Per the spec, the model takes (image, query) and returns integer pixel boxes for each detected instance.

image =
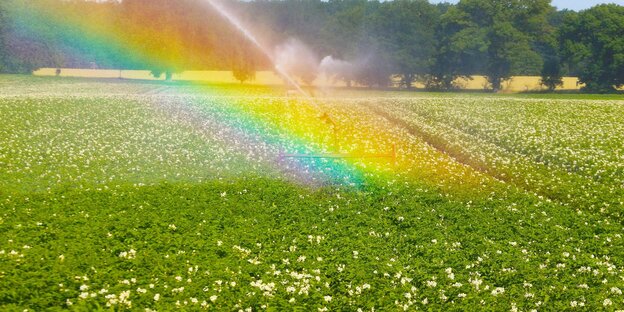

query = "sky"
[429,0,624,11]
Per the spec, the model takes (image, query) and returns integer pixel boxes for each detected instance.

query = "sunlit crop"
[1,77,623,310]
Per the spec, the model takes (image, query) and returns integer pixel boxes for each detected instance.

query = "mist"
[319,56,356,83]
[273,38,320,86]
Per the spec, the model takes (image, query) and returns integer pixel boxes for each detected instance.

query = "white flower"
[324,296,332,302]
[491,287,505,296]
[119,249,136,259]
[446,269,455,280]
[210,295,217,302]
[603,299,612,306]
[471,278,483,290]
[153,294,160,301]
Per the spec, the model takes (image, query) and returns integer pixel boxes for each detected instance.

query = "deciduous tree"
[442,0,553,91]
[560,4,624,93]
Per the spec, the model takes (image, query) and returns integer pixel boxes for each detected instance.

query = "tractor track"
[359,102,547,193]
[362,101,586,207]
[360,102,495,174]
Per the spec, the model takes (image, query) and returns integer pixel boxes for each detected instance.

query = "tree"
[442,0,553,91]
[537,8,571,92]
[540,55,563,91]
[0,0,64,73]
[352,47,394,88]
[560,4,624,93]
[427,4,480,91]
[232,59,255,84]
[0,1,7,72]
[318,1,376,87]
[1,0,621,95]
[373,0,438,89]
[232,43,256,84]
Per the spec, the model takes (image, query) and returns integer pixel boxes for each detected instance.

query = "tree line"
[0,0,622,93]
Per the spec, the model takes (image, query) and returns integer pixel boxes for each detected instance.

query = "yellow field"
[454,76,583,92]
[34,68,587,91]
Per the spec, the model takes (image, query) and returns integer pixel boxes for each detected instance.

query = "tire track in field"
[142,85,174,95]
[360,101,526,188]
[363,102,624,213]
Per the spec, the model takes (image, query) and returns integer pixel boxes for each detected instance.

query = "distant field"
[33,68,591,92]
[1,75,623,310]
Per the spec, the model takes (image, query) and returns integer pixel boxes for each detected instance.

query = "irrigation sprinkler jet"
[206,0,396,162]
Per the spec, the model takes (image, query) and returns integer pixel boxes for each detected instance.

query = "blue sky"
[429,0,623,11]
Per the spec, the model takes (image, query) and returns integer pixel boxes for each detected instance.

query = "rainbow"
[7,1,395,185]
[9,1,173,71]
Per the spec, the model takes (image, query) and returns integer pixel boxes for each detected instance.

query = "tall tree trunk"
[491,76,502,92]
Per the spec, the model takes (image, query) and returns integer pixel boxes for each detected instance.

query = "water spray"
[206,0,313,101]
[205,0,396,162]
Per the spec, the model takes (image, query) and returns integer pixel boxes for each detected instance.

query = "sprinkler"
[279,110,397,162]
[207,0,396,163]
